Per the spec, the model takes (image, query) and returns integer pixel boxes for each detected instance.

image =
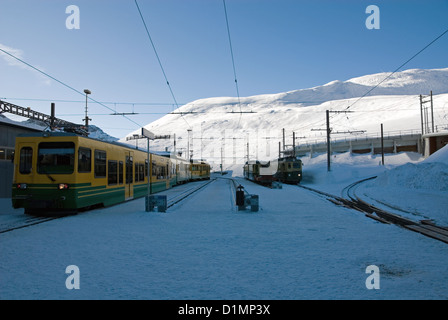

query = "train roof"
[16,131,149,153]
[245,160,270,166]
[16,131,212,165]
[278,156,302,161]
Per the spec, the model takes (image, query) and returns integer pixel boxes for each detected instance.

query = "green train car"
[12,132,210,215]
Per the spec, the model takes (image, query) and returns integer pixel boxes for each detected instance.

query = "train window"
[135,163,139,182]
[0,148,5,160]
[134,162,144,182]
[145,160,148,177]
[119,161,124,184]
[38,142,74,174]
[108,160,118,185]
[78,147,91,173]
[126,156,133,184]
[19,147,33,174]
[94,150,107,178]
[152,161,157,176]
[293,162,301,169]
[140,163,145,181]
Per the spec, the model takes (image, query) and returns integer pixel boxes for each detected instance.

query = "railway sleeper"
[404,225,448,244]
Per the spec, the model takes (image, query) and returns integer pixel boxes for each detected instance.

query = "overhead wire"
[0,47,143,128]
[134,0,191,129]
[223,0,243,126]
[346,26,448,111]
[0,97,184,106]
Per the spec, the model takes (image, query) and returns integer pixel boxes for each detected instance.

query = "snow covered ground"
[1,148,447,300]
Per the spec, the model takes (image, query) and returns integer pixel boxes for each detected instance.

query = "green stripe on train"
[12,180,172,211]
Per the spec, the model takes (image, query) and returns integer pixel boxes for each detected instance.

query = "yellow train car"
[275,156,303,184]
[190,160,211,181]
[11,132,174,214]
[167,154,190,186]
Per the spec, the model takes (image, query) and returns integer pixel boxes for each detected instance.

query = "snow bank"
[356,147,448,225]
[371,145,448,192]
[424,144,448,164]
[373,162,448,191]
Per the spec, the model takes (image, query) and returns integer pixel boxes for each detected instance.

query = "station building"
[0,119,41,198]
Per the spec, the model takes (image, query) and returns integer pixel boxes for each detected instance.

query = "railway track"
[1,179,216,234]
[0,215,66,235]
[166,178,216,209]
[299,178,448,245]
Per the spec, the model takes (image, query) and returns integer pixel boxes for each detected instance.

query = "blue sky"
[1,0,447,138]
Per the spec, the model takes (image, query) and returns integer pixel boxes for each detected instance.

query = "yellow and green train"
[12,132,210,214]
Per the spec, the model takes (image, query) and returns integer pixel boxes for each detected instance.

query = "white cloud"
[0,43,25,68]
[0,43,51,86]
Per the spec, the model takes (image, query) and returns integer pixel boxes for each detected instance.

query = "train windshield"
[293,162,301,169]
[37,142,75,174]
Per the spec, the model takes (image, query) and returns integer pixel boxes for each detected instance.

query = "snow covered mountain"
[0,115,118,142]
[122,68,448,170]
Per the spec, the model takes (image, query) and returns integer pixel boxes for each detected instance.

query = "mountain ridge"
[118,67,448,170]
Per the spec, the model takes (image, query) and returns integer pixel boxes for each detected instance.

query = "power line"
[0,97,184,106]
[223,0,242,119]
[134,0,191,129]
[347,26,448,110]
[0,47,143,129]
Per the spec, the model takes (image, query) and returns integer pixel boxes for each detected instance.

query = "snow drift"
[371,144,448,192]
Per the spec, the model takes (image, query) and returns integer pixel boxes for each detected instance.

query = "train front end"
[12,133,80,215]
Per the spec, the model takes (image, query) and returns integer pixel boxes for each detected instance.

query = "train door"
[166,163,170,189]
[125,151,134,200]
[14,142,35,183]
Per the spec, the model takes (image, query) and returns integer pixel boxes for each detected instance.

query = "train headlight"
[58,183,69,190]
[17,183,27,190]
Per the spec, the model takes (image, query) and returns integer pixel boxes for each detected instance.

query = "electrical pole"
[420,92,435,135]
[83,89,91,131]
[187,129,192,161]
[220,146,223,175]
[293,131,296,158]
[312,110,358,172]
[420,94,424,135]
[326,110,331,171]
[50,103,55,130]
[430,91,434,133]
[381,123,384,166]
[282,128,285,151]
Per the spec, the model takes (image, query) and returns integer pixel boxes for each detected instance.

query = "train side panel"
[12,132,210,215]
[150,153,171,194]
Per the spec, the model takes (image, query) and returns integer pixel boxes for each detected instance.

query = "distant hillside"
[121,68,448,170]
[0,115,118,142]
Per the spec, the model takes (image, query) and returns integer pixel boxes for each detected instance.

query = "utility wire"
[134,0,191,129]
[223,0,242,119]
[347,26,448,110]
[0,97,183,106]
[0,47,143,128]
